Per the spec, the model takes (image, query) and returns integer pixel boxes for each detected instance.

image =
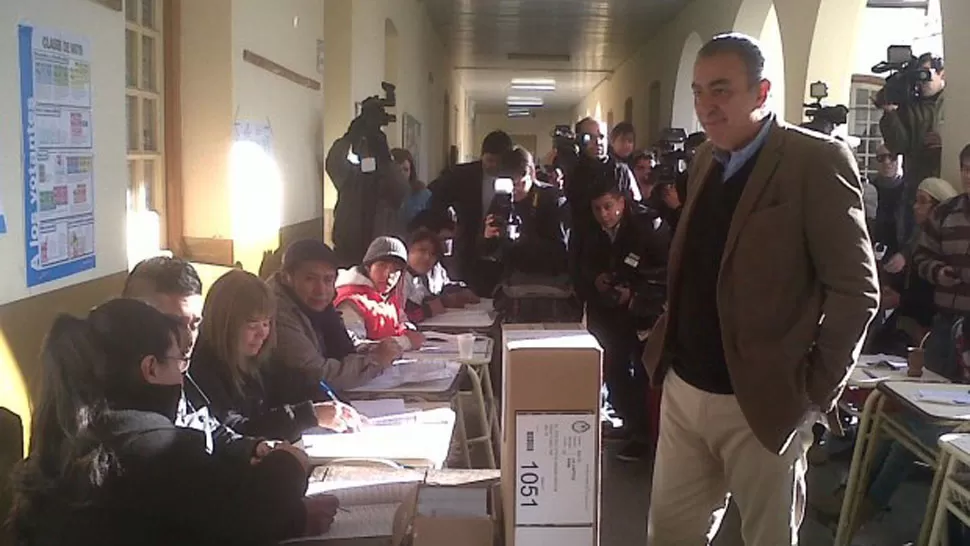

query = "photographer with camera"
[325,83,409,267]
[560,117,641,299]
[876,50,946,240]
[426,131,515,297]
[579,168,670,462]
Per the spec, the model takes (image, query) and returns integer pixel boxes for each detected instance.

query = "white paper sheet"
[304,503,400,541]
[917,388,970,405]
[347,361,460,392]
[352,398,408,419]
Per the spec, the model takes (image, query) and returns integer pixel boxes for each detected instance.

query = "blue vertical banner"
[19,24,96,287]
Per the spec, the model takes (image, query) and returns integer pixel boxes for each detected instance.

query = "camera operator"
[560,117,641,298]
[482,146,568,280]
[325,84,409,267]
[878,52,946,240]
[427,131,515,297]
[579,170,670,462]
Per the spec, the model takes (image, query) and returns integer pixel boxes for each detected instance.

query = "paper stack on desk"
[296,480,419,542]
[347,360,460,391]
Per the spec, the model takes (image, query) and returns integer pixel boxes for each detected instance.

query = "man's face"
[144,292,203,356]
[611,134,636,160]
[875,145,899,178]
[921,61,945,97]
[578,120,607,159]
[633,158,653,185]
[692,52,770,151]
[592,193,625,230]
[482,153,502,176]
[408,239,439,276]
[284,261,337,312]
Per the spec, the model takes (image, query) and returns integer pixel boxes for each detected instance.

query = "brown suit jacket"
[642,118,880,454]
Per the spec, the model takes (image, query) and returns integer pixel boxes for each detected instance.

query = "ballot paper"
[351,398,408,419]
[346,360,460,392]
[916,388,970,406]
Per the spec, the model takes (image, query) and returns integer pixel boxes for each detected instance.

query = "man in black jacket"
[427,130,514,296]
[564,117,642,299]
[482,146,568,284]
[580,174,670,462]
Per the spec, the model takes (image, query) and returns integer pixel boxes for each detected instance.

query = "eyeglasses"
[162,355,191,373]
[876,154,896,162]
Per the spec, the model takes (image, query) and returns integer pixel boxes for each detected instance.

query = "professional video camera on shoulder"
[652,127,689,186]
[801,81,848,136]
[550,124,580,171]
[872,45,943,107]
[347,81,397,170]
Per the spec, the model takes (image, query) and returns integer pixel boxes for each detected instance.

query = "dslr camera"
[652,128,690,186]
[872,45,941,107]
[801,81,849,136]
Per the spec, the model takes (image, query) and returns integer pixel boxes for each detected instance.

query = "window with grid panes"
[125,0,164,238]
[848,77,886,180]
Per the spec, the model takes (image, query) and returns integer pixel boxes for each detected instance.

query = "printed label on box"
[515,412,596,525]
[514,526,595,546]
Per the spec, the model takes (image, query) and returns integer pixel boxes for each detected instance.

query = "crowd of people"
[3,28,964,546]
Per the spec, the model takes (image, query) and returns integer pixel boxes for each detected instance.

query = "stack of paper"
[347,361,460,392]
[297,481,419,542]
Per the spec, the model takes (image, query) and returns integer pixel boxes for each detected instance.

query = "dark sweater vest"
[669,151,761,394]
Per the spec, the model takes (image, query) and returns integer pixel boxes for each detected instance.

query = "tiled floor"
[600,440,933,546]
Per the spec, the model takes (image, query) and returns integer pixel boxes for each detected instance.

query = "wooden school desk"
[835,382,970,546]
[926,433,970,545]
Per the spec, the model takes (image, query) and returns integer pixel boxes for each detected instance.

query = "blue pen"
[319,379,339,402]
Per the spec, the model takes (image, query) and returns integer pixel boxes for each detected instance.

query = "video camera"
[358,81,397,129]
[872,45,940,107]
[652,128,690,186]
[801,81,849,136]
[550,124,580,171]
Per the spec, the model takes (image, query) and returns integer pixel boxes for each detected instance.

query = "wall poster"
[18,24,96,287]
[402,113,421,172]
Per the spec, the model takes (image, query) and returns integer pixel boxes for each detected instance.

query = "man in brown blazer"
[643,33,879,545]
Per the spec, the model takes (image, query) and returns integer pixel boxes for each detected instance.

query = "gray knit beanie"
[362,236,408,266]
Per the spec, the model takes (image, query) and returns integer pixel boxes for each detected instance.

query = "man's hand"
[313,401,363,432]
[428,297,447,315]
[484,215,500,239]
[404,329,425,349]
[661,185,681,210]
[303,494,340,536]
[880,103,899,113]
[881,286,901,310]
[615,286,632,306]
[925,131,943,149]
[372,338,402,368]
[594,273,613,293]
[440,292,465,309]
[938,266,961,287]
[884,253,906,275]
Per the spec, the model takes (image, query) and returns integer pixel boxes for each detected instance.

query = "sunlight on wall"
[672,32,704,132]
[230,141,283,272]
[0,331,30,452]
[761,4,787,118]
[595,102,603,122]
[126,210,163,270]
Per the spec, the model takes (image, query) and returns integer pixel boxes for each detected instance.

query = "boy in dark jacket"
[580,175,671,462]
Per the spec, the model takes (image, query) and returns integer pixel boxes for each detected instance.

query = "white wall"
[232,0,325,229]
[853,6,944,77]
[0,0,127,305]
[473,110,574,161]
[349,0,449,182]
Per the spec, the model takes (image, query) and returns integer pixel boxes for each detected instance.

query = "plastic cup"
[907,347,925,378]
[457,333,475,360]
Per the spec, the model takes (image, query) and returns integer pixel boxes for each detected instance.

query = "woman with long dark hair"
[9,298,338,545]
[393,147,431,229]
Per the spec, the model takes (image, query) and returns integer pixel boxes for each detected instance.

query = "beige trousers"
[646,370,813,546]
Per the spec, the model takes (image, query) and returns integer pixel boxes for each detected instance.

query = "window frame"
[848,75,887,180]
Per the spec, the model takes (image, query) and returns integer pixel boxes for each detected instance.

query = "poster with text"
[19,24,96,287]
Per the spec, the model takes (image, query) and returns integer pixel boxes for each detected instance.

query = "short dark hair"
[918,52,944,71]
[698,32,765,87]
[610,122,636,142]
[575,117,599,136]
[408,228,445,258]
[632,150,655,167]
[960,144,970,167]
[499,146,533,178]
[481,131,513,156]
[123,256,202,298]
[408,208,456,234]
[282,239,337,273]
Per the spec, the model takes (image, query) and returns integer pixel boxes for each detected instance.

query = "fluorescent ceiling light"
[506,96,544,107]
[507,108,533,118]
[510,78,556,91]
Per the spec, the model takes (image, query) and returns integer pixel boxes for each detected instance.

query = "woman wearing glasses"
[9,298,338,546]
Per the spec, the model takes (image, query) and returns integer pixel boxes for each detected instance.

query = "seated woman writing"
[190,269,362,444]
[335,236,425,350]
[9,299,338,546]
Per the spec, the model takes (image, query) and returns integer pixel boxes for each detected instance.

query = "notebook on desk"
[296,480,419,542]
